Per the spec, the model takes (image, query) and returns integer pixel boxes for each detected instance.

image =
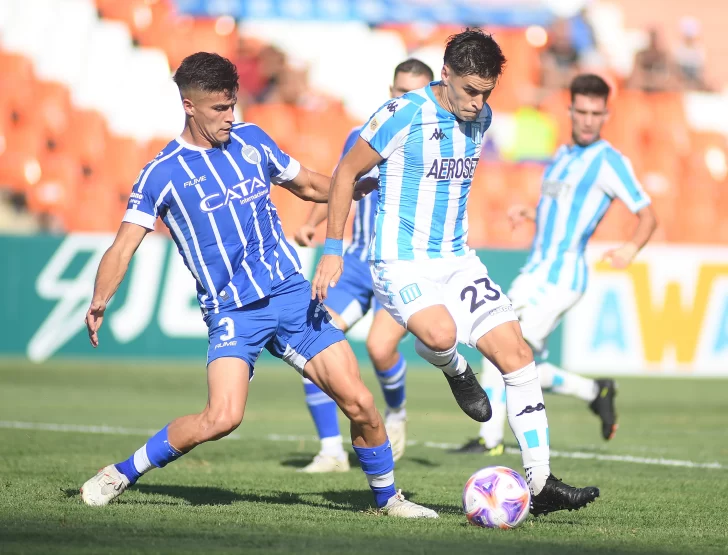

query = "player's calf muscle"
[477,322,533,373]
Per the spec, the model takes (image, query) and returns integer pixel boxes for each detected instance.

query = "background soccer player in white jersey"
[313,28,600,516]
[293,59,434,472]
[454,73,658,456]
[79,53,437,519]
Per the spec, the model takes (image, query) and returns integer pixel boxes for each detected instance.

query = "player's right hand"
[311,254,343,302]
[294,224,316,247]
[507,204,533,229]
[85,299,107,348]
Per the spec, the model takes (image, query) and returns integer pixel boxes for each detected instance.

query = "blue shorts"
[205,273,345,375]
[325,252,381,328]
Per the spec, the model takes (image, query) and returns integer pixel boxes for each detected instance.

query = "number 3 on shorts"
[460,277,501,314]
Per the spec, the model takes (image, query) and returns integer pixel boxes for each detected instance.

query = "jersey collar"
[175,135,228,152]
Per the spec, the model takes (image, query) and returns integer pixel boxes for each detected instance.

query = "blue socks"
[353,440,396,508]
[375,354,407,410]
[303,378,341,440]
[115,425,182,485]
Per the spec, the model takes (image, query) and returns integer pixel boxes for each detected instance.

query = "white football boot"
[382,490,439,518]
[384,410,407,462]
[80,464,130,506]
[297,453,350,473]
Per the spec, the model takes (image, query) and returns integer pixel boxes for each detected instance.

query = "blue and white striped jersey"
[360,82,490,262]
[340,125,379,262]
[123,123,303,314]
[523,139,651,293]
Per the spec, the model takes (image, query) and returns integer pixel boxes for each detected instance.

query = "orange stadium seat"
[103,135,145,198]
[58,109,108,173]
[25,153,80,223]
[65,179,118,232]
[0,148,41,194]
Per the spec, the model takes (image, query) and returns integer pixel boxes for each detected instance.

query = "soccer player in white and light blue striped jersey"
[314,29,600,516]
[79,53,436,518]
[293,61,434,472]
[458,74,657,455]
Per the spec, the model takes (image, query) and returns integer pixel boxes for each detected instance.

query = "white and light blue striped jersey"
[359,81,490,262]
[123,123,303,314]
[523,139,651,293]
[340,125,379,262]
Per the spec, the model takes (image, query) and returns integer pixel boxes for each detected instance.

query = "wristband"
[323,238,344,256]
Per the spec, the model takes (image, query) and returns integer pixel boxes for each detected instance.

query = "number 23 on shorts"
[460,277,501,314]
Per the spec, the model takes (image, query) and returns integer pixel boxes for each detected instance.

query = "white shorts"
[371,251,518,348]
[507,272,583,355]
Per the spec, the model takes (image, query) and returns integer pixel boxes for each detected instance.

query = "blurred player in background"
[293,59,434,472]
[313,29,600,516]
[80,52,437,518]
[454,73,657,455]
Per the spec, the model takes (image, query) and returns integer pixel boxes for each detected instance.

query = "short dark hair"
[570,74,610,102]
[443,28,506,80]
[394,58,434,82]
[173,52,239,97]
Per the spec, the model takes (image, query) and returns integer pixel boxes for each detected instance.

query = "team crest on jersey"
[242,145,262,165]
[369,118,379,132]
[470,122,482,145]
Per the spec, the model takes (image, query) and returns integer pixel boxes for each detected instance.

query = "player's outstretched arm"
[312,138,382,302]
[85,223,148,347]
[278,167,332,202]
[603,205,658,269]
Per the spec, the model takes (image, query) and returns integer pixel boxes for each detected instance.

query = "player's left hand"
[311,254,343,302]
[353,176,379,201]
[85,298,107,348]
[602,242,639,269]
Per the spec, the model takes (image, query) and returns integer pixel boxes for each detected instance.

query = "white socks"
[414,339,467,377]
[503,362,550,496]
[478,357,507,448]
[539,362,599,402]
[321,435,346,459]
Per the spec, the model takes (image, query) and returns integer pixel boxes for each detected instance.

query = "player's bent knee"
[200,406,244,440]
[418,320,457,352]
[340,388,377,425]
[366,335,399,369]
[501,339,534,373]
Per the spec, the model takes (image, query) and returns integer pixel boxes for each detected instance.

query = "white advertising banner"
[563,244,728,376]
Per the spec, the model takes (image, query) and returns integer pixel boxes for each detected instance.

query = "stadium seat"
[0,148,42,193]
[25,152,79,222]
[103,135,145,198]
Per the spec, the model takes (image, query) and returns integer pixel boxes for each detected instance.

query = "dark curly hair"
[173,52,239,97]
[443,28,506,80]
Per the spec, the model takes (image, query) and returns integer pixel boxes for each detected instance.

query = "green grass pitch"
[1,359,727,554]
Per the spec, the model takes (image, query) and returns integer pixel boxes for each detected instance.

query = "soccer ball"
[462,466,531,529]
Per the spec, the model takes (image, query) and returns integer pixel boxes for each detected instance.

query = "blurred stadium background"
[0,0,726,377]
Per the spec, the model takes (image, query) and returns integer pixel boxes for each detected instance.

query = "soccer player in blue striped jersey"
[79,53,437,518]
[456,74,657,455]
[314,29,600,516]
[293,60,434,472]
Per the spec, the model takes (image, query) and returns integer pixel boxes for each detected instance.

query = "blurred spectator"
[628,27,678,92]
[234,41,286,104]
[262,63,308,106]
[674,17,708,91]
[540,19,580,91]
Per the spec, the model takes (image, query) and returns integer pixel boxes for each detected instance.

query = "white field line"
[1,421,723,470]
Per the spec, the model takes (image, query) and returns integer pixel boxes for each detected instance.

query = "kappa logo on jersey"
[183,175,207,188]
[199,177,268,212]
[425,157,479,180]
[430,128,448,141]
[386,101,398,114]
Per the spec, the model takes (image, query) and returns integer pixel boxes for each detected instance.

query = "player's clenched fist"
[311,255,343,302]
[85,299,107,348]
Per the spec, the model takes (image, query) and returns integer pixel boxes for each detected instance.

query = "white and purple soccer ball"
[463,466,531,529]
